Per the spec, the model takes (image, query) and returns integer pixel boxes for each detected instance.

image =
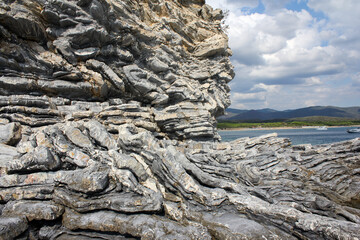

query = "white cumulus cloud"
[206,0,360,110]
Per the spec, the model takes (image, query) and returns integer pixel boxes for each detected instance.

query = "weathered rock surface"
[0,0,359,239]
[0,216,28,240]
[2,200,64,221]
[0,122,21,146]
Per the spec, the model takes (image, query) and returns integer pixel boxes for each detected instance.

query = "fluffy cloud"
[231,92,267,109]
[207,0,360,110]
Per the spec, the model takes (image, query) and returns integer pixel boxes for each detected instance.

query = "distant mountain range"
[218,106,360,122]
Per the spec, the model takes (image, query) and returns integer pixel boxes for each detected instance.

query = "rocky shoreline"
[0,0,359,239]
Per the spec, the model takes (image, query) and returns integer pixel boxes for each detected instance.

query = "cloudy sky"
[206,0,360,110]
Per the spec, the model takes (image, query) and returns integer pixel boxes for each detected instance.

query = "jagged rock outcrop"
[0,0,232,141]
[0,0,359,239]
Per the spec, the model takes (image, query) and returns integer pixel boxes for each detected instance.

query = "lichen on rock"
[0,0,359,239]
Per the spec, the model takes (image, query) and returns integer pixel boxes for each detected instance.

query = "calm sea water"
[219,127,360,145]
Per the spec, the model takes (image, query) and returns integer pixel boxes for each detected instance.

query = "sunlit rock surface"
[0,0,359,239]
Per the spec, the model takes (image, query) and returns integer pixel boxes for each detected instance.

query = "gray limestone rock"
[63,123,93,149]
[0,3,46,42]
[0,122,22,146]
[7,146,61,173]
[0,144,19,168]
[84,120,117,150]
[37,80,95,99]
[55,167,109,194]
[194,35,228,58]
[0,216,28,240]
[200,212,297,239]
[0,0,359,239]
[41,8,60,25]
[39,227,133,240]
[108,150,149,182]
[147,58,170,73]
[62,209,212,239]
[0,77,34,95]
[123,65,157,95]
[2,201,64,221]
[74,47,99,61]
[86,59,125,92]
[0,172,56,188]
[53,37,77,64]
[54,188,162,213]
[65,149,93,167]
[0,185,55,202]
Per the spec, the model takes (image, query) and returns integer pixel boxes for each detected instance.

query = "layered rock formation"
[0,0,359,239]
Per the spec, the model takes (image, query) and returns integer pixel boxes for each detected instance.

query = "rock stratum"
[0,0,359,239]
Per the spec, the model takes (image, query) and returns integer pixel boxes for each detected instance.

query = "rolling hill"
[218,106,360,122]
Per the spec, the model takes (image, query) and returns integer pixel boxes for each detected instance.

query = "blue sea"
[219,127,360,145]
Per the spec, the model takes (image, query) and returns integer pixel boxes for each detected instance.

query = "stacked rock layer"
[0,0,359,239]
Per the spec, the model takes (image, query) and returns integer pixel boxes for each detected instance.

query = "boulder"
[84,120,117,150]
[147,58,169,73]
[194,35,228,58]
[0,144,19,168]
[55,167,109,194]
[7,146,60,173]
[0,216,28,240]
[123,65,157,95]
[0,122,22,146]
[62,209,212,239]
[0,3,46,42]
[63,124,93,149]
[2,201,64,221]
[86,59,125,92]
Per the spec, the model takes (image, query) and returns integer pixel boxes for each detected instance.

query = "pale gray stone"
[147,58,169,73]
[86,59,125,92]
[0,172,55,188]
[108,150,148,182]
[39,227,132,240]
[7,146,60,173]
[84,120,117,150]
[63,23,111,48]
[194,35,228,58]
[0,77,34,95]
[63,123,93,149]
[123,65,157,94]
[201,212,297,240]
[54,188,162,213]
[0,216,28,240]
[0,184,54,202]
[55,167,109,194]
[74,47,99,60]
[2,201,64,221]
[53,37,77,64]
[0,144,19,168]
[62,209,212,239]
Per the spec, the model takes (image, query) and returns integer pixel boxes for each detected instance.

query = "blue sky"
[207,0,360,110]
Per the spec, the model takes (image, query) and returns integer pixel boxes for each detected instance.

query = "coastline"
[218,125,360,131]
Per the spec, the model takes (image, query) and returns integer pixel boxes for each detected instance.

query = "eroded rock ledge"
[0,0,359,239]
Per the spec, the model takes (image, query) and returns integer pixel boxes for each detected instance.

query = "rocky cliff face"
[0,0,233,141]
[0,0,359,239]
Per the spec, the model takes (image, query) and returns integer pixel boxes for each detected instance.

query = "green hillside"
[217,117,360,129]
[219,106,360,122]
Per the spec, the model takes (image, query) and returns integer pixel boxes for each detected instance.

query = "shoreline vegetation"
[217,121,360,130]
